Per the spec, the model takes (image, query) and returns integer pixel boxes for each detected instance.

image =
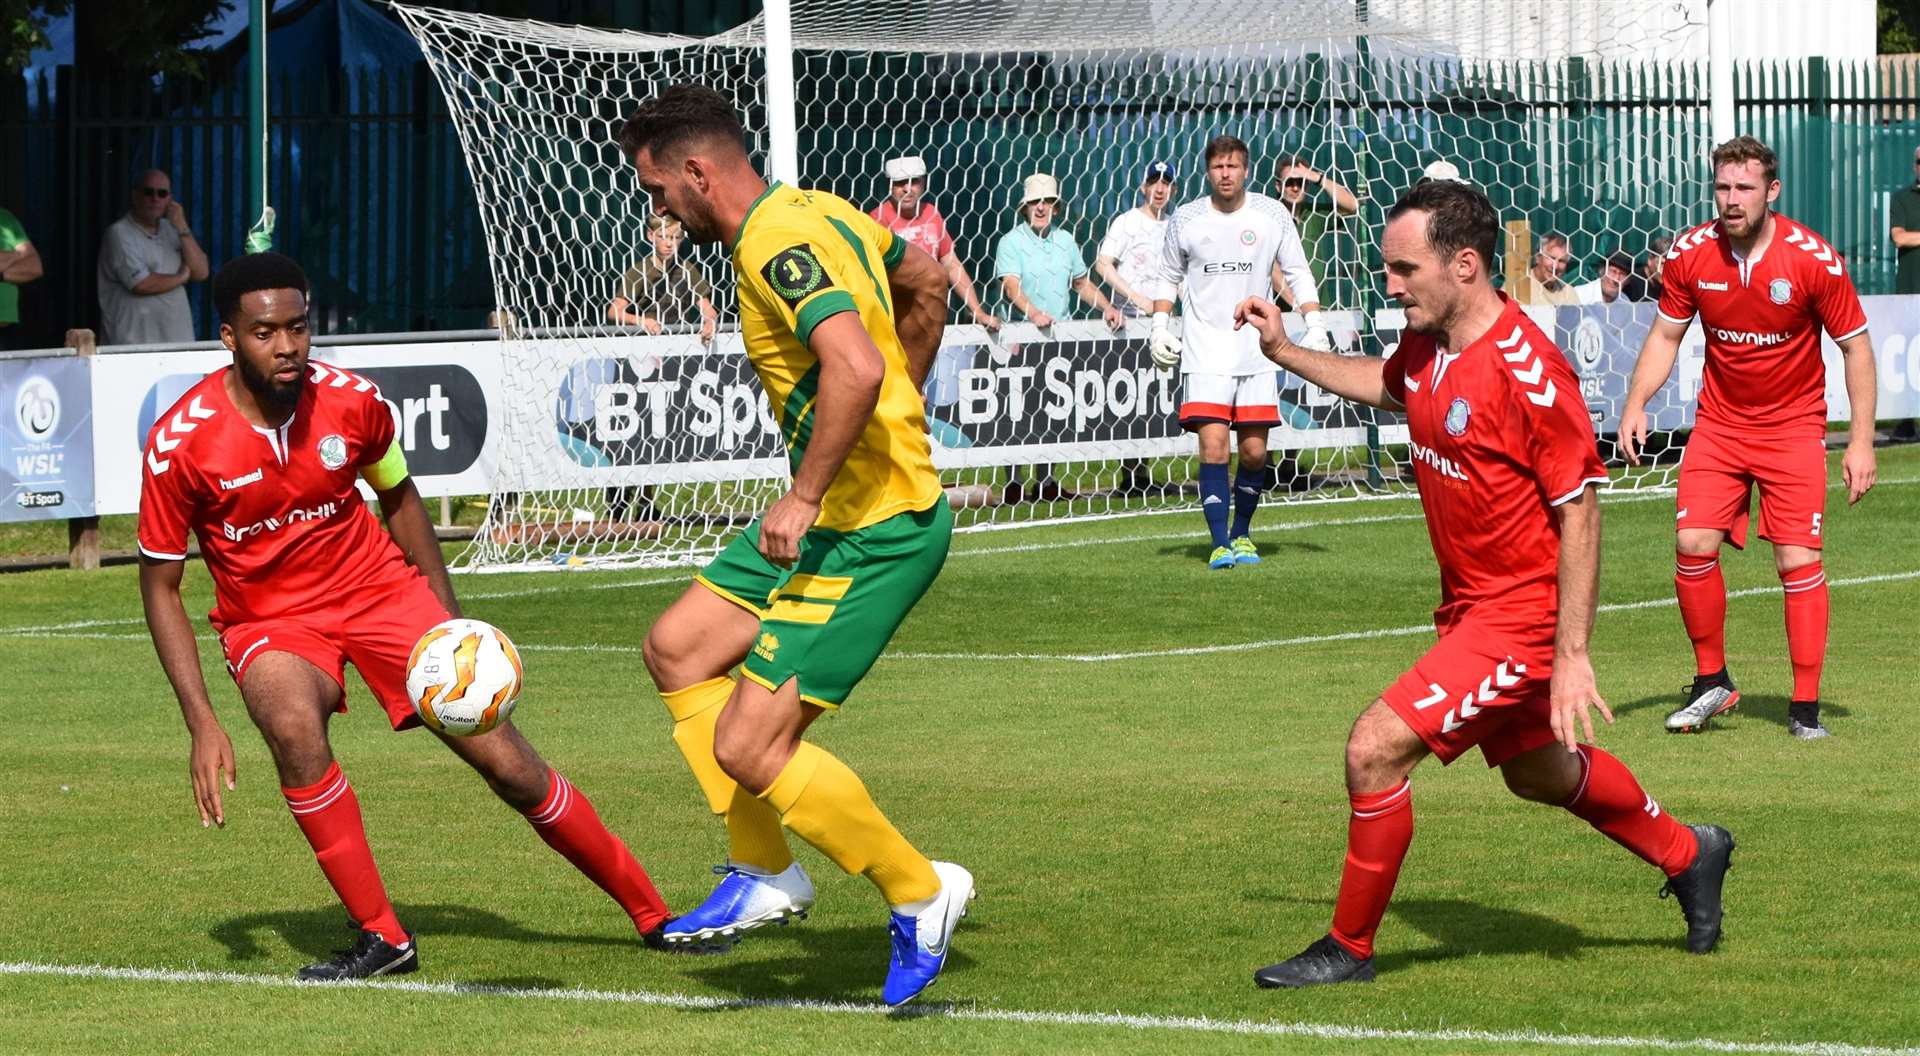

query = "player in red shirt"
[1233,181,1732,987]
[1620,136,1878,739]
[137,253,674,980]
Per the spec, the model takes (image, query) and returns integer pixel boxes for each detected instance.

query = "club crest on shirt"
[763,244,834,309]
[1445,397,1471,437]
[1768,278,1792,305]
[317,434,348,470]
[1239,228,1256,245]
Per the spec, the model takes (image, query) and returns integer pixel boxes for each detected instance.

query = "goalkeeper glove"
[1298,310,1333,352]
[1148,311,1183,368]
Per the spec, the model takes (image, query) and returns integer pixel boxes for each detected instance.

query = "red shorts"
[1676,427,1827,550]
[1381,617,1557,768]
[214,576,451,731]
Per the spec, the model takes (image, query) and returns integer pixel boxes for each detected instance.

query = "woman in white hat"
[993,173,1124,332]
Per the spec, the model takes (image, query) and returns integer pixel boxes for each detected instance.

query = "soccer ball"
[405,618,525,736]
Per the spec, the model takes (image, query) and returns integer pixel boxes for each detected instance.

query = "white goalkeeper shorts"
[1178,371,1283,430]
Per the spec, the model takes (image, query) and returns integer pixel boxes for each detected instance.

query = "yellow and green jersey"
[729,181,943,532]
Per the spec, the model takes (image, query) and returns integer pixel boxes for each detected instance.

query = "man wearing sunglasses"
[98,169,207,344]
[870,155,1000,332]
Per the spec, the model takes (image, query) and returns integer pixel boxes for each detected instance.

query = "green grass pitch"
[2,446,1918,1055]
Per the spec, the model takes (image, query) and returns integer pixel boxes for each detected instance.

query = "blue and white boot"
[882,861,976,1006]
[661,861,814,948]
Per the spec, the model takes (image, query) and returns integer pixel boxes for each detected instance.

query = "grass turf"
[2,445,1917,1055]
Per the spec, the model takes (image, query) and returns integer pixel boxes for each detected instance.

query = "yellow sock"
[661,677,737,815]
[724,784,794,874]
[661,677,792,872]
[760,742,938,905]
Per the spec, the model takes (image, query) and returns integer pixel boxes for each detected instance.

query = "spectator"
[603,214,716,521]
[1417,159,1468,186]
[994,173,1124,504]
[994,173,1124,332]
[0,206,43,349]
[98,169,207,344]
[1096,159,1177,496]
[1272,154,1360,308]
[1892,153,1920,441]
[1890,144,1920,296]
[1096,160,1176,317]
[608,214,718,341]
[1512,230,1581,306]
[870,155,1000,332]
[1633,234,1671,302]
[1576,251,1639,304]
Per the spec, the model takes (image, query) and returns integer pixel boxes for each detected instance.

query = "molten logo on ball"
[406,618,524,735]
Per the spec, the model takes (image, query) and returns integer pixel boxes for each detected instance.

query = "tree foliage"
[3,0,72,73]
[76,0,232,77]
[1882,0,1920,54]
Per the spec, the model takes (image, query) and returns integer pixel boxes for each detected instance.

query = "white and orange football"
[405,618,524,736]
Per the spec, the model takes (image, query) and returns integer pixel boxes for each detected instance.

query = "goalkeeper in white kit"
[1148,134,1331,570]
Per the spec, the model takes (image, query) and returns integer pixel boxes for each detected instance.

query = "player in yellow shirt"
[619,84,972,1006]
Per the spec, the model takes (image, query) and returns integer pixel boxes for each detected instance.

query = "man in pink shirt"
[871,155,1001,332]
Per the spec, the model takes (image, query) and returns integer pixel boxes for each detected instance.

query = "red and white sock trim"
[1675,556,1719,579]
[1352,778,1412,819]
[283,763,350,817]
[524,770,575,828]
[1781,566,1826,593]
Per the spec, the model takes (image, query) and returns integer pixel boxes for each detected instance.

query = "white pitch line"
[9,570,1917,665]
[885,569,1920,663]
[1,961,1913,1056]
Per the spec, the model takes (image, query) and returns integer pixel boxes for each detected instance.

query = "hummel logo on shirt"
[1696,279,1729,291]
[220,468,264,491]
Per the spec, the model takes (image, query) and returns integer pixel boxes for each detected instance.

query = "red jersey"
[870,200,955,260]
[1382,296,1608,634]
[137,361,418,625]
[1656,214,1868,434]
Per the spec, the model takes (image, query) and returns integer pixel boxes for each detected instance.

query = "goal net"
[393,0,1713,572]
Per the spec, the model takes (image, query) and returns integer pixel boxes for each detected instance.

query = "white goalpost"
[392,0,1715,572]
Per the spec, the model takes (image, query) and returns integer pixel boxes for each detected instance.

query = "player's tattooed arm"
[376,478,462,618]
[1234,296,1400,410]
[1548,487,1613,752]
[887,240,951,388]
[139,555,237,828]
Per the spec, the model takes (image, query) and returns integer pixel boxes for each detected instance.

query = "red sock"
[282,761,408,946]
[524,770,671,934]
[1329,779,1413,960]
[1562,746,1697,877]
[1674,551,1727,675]
[1780,561,1828,702]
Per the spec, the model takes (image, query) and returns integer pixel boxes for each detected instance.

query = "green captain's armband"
[361,438,410,491]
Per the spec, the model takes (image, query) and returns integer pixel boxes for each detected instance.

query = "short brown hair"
[1204,134,1250,166]
[1711,135,1778,183]
[645,214,681,233]
[1386,180,1499,274]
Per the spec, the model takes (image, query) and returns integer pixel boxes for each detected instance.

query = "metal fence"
[6,51,1920,352]
[1,62,492,349]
